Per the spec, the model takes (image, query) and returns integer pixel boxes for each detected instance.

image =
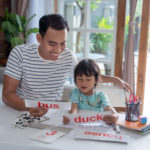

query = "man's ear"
[36,33,42,43]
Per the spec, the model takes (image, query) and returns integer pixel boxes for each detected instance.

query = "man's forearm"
[2,92,27,111]
[101,75,117,83]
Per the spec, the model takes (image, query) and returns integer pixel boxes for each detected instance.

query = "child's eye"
[77,78,82,81]
[86,79,91,81]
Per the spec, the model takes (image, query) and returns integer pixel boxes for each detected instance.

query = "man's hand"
[113,77,132,93]
[27,107,48,117]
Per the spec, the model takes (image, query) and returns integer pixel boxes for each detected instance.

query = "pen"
[113,124,120,133]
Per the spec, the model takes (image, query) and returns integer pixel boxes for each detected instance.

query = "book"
[117,117,150,134]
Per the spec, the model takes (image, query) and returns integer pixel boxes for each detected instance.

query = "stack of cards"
[11,112,49,129]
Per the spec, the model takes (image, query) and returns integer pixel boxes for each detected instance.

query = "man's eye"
[61,42,66,46]
[49,43,56,46]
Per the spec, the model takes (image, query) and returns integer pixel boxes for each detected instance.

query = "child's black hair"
[74,59,101,87]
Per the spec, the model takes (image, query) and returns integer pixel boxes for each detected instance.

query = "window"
[57,0,118,76]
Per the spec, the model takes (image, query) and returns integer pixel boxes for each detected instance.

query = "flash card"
[12,112,50,128]
[29,129,66,143]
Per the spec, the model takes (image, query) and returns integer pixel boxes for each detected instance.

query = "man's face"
[37,27,68,61]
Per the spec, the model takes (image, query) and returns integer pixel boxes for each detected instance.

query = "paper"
[25,99,71,110]
[74,130,129,144]
[29,129,66,144]
[66,110,111,124]
[43,110,115,133]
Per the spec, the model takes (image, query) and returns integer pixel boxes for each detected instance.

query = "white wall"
[26,0,54,43]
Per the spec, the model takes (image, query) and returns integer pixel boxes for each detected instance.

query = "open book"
[117,117,150,134]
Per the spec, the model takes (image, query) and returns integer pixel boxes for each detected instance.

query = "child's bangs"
[77,70,94,77]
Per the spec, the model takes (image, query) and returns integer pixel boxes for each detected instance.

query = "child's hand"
[63,115,70,124]
[103,114,118,125]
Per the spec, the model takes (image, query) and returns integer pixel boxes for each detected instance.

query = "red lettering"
[37,102,59,109]
[90,116,96,122]
[46,131,57,136]
[38,102,45,107]
[74,116,81,123]
[98,133,102,136]
[106,134,114,138]
[118,136,122,140]
[82,117,89,122]
[92,132,98,136]
[46,103,48,108]
[96,114,103,121]
[102,133,106,137]
[84,131,91,135]
[54,104,59,108]
[73,114,104,123]
[83,131,121,140]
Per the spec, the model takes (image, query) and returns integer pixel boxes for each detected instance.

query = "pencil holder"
[125,102,141,121]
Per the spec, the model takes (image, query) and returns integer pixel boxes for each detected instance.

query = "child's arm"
[103,106,119,124]
[63,103,78,124]
[70,103,78,114]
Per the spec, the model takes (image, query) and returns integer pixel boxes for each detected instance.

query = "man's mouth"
[50,52,59,57]
[52,53,59,56]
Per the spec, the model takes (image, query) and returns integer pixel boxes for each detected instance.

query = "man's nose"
[54,45,62,53]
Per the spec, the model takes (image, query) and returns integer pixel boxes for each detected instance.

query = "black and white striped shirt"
[5,44,77,101]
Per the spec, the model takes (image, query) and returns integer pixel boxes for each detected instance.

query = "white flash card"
[25,99,71,110]
[74,130,129,144]
[66,110,111,124]
[29,129,66,144]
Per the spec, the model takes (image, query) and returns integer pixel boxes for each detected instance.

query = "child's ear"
[97,76,102,83]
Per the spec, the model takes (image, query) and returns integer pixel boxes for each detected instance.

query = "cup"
[125,102,140,121]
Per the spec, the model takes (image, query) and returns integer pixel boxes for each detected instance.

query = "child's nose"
[81,80,86,84]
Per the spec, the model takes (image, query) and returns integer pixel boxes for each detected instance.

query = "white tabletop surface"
[0,102,150,150]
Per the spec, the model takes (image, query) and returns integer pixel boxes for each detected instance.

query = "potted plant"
[0,8,39,59]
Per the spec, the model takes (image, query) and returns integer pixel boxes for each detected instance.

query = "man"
[2,14,131,117]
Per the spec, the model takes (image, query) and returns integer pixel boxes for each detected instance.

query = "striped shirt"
[5,44,77,101]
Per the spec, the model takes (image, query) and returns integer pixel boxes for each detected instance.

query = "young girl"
[63,59,118,124]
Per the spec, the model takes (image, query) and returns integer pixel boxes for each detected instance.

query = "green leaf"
[25,28,39,39]
[4,8,9,20]
[11,37,23,48]
[24,14,36,27]
[1,8,38,49]
[2,21,16,33]
[16,15,23,32]
[9,13,17,24]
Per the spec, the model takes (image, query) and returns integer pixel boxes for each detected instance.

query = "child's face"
[76,74,96,96]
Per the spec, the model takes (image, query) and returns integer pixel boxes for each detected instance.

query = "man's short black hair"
[39,14,69,37]
[74,59,101,87]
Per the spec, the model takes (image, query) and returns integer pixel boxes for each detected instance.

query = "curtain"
[122,0,137,93]
[16,0,29,16]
